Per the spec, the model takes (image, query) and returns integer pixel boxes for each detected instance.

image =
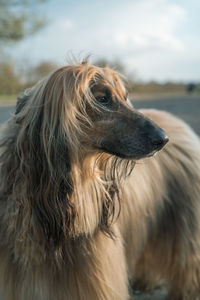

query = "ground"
[0,93,199,299]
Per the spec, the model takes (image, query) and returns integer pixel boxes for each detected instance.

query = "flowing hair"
[0,61,134,259]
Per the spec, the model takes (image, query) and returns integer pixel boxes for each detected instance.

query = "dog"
[0,60,200,300]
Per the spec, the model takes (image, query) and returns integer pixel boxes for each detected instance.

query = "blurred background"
[0,0,200,100]
[0,1,199,299]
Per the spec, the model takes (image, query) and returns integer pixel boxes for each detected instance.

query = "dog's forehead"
[90,69,127,98]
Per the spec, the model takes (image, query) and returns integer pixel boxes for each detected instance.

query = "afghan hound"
[0,60,200,300]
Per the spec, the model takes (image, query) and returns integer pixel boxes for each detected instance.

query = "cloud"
[108,0,186,53]
[10,0,200,81]
[56,19,74,31]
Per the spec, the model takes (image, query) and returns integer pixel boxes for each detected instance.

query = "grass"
[131,91,187,101]
[0,95,17,105]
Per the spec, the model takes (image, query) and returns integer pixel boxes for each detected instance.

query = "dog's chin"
[99,147,160,160]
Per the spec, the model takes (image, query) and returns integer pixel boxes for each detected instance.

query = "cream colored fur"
[0,62,200,300]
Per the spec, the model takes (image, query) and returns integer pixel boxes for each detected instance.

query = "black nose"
[151,128,169,148]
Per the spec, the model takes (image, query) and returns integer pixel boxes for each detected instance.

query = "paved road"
[0,106,15,124]
[133,94,200,136]
[0,94,199,300]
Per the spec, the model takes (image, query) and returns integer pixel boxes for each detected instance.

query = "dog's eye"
[96,96,110,105]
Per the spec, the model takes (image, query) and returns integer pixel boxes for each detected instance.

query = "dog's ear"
[13,73,78,249]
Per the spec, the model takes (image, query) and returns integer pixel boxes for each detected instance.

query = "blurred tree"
[32,61,58,80]
[94,58,126,74]
[0,61,22,94]
[186,83,196,93]
[25,61,58,84]
[0,60,58,95]
[0,0,47,44]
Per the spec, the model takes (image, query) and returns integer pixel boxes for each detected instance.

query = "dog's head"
[16,60,168,162]
[80,65,168,160]
[13,60,169,244]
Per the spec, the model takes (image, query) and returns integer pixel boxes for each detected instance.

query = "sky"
[9,0,200,82]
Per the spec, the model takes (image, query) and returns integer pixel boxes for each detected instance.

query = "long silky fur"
[0,66,121,250]
[0,61,200,300]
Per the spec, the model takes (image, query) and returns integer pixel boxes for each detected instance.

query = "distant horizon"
[7,0,200,82]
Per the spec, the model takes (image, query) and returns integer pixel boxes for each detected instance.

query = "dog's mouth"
[99,147,135,159]
[99,145,162,160]
[145,149,159,158]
